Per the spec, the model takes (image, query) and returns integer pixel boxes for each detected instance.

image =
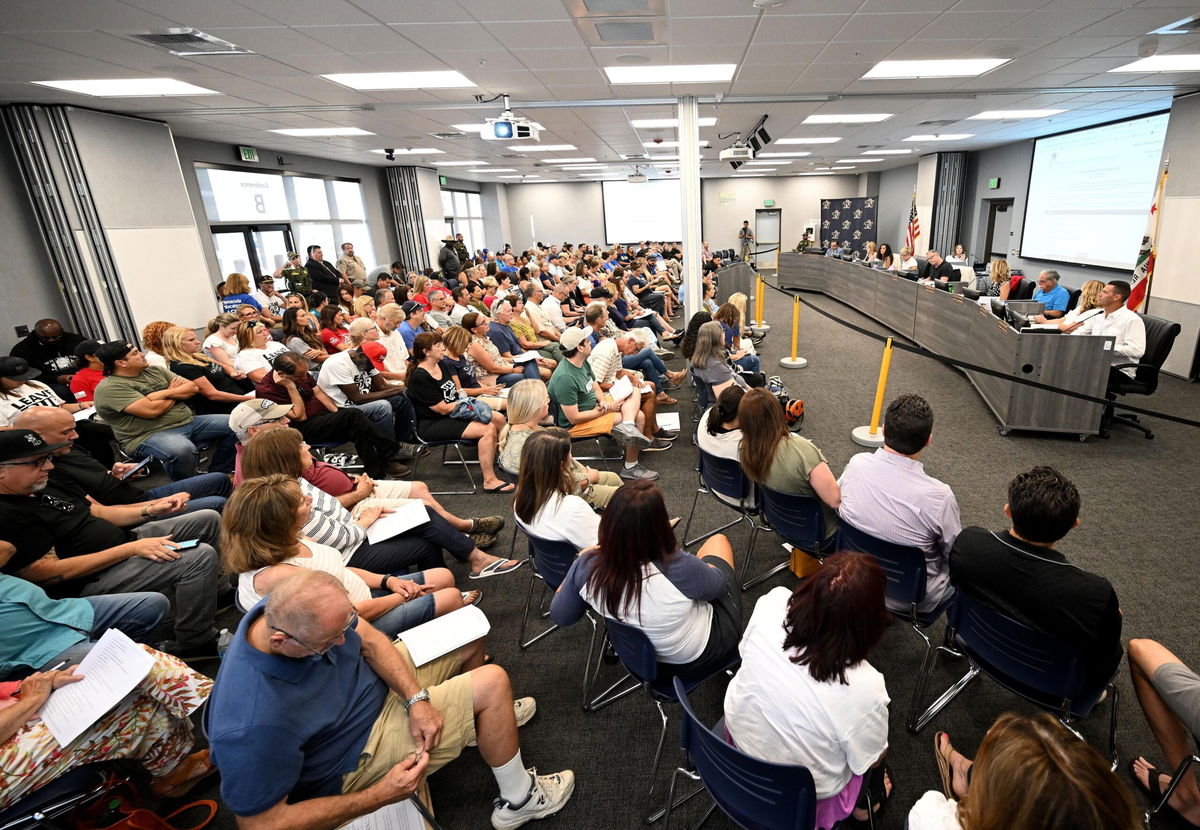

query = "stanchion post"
[780,294,807,368]
[852,337,893,447]
[752,274,771,332]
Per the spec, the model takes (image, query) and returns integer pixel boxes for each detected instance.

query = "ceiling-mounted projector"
[720,144,754,162]
[627,172,648,183]
[483,114,538,141]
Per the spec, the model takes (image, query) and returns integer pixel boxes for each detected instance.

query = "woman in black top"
[405,331,513,493]
[160,326,253,415]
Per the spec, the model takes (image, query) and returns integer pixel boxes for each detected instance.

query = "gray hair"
[1040,270,1060,285]
[690,321,727,370]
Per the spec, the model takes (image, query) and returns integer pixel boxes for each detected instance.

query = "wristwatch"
[403,689,430,711]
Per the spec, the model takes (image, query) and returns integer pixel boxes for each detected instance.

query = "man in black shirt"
[949,466,1121,697]
[918,250,958,283]
[10,318,87,395]
[0,428,223,658]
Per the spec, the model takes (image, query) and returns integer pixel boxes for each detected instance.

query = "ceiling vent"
[917,119,957,128]
[430,131,470,140]
[584,0,651,12]
[130,29,253,56]
[596,21,655,41]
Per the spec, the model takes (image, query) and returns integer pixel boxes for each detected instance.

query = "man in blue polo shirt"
[489,301,552,381]
[1032,269,1071,319]
[398,301,428,351]
[206,570,574,830]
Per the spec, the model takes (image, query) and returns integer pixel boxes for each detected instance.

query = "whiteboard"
[602,180,683,243]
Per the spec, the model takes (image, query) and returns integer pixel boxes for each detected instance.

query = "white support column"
[678,95,703,321]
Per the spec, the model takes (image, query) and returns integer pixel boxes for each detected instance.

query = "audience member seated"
[201,312,243,379]
[524,284,563,344]
[0,428,223,659]
[218,272,262,315]
[1128,638,1200,826]
[439,325,507,412]
[369,303,410,384]
[232,320,289,383]
[713,302,762,374]
[9,318,86,397]
[498,380,620,510]
[318,319,416,444]
[281,306,330,371]
[206,571,572,829]
[1037,278,1103,327]
[1031,269,1071,318]
[508,295,561,363]
[15,407,231,516]
[406,331,514,494]
[398,300,429,350]
[463,311,541,387]
[241,427,518,579]
[425,288,454,328]
[540,282,571,333]
[490,301,555,378]
[222,475,472,634]
[918,250,957,283]
[161,326,254,415]
[513,430,601,551]
[69,339,106,404]
[690,321,760,399]
[318,304,352,355]
[912,713,1140,830]
[838,393,960,615]
[0,355,115,465]
[545,327,658,482]
[738,388,839,540]
[951,466,1122,697]
[725,553,892,827]
[93,341,237,479]
[589,330,684,409]
[695,386,745,505]
[1065,280,1146,383]
[551,480,740,681]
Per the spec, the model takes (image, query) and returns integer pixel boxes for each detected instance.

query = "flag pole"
[1143,158,1168,312]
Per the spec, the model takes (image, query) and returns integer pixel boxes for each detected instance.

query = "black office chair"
[1012,278,1036,300]
[0,764,127,830]
[1065,287,1082,313]
[1100,313,1180,440]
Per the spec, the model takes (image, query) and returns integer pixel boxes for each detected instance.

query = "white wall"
[878,164,918,250]
[505,182,605,251]
[701,175,858,253]
[915,155,938,253]
[414,166,445,268]
[479,183,511,251]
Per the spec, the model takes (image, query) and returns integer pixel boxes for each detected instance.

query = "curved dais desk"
[776,252,1114,438]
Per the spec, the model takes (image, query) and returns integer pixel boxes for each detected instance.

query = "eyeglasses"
[0,454,54,468]
[269,611,358,656]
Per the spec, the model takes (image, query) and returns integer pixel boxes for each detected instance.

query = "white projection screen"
[602,180,683,244]
[1021,112,1168,270]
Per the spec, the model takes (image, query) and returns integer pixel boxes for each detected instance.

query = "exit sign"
[988,177,1001,189]
[440,175,448,186]
[237,146,259,163]
[764,199,775,207]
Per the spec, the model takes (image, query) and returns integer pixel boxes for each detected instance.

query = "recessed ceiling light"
[321,71,475,90]
[435,161,489,166]
[499,175,539,179]
[776,137,842,144]
[370,148,444,155]
[31,78,219,97]
[507,144,576,152]
[629,117,719,128]
[560,165,608,169]
[482,168,518,173]
[968,109,1066,119]
[642,140,709,148]
[453,122,545,133]
[731,174,766,177]
[758,151,812,157]
[862,59,1009,79]
[550,157,597,163]
[746,160,789,165]
[803,114,892,124]
[903,134,973,142]
[1109,54,1200,72]
[842,158,882,163]
[830,166,855,170]
[872,149,913,155]
[605,64,737,84]
[272,127,375,137]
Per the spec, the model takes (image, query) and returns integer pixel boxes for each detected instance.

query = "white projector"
[627,173,648,183]
[719,145,754,161]
[482,115,539,141]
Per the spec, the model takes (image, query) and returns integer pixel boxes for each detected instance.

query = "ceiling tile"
[297,24,415,52]
[230,0,379,27]
[752,14,853,44]
[347,0,474,23]
[455,0,571,22]
[391,22,499,51]
[480,20,585,45]
[917,11,1032,39]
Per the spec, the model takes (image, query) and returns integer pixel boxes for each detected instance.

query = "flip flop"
[483,482,515,493]
[934,732,954,799]
[656,394,678,405]
[1130,757,1185,821]
[462,589,483,606]
[469,558,526,579]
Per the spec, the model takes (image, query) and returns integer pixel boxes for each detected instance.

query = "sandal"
[1130,757,1186,821]
[469,558,526,579]
[151,749,216,799]
[483,482,515,493]
[934,732,954,799]
[844,763,894,828]
[462,590,483,606]
[656,394,678,405]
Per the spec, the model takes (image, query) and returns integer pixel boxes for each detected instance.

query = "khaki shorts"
[341,641,475,794]
[350,480,416,519]
[569,412,615,439]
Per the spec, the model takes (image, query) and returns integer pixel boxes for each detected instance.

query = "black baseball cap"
[74,339,102,359]
[401,300,423,316]
[94,340,135,374]
[0,429,69,463]
[0,356,39,382]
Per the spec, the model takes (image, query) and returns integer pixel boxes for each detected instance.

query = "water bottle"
[217,628,232,660]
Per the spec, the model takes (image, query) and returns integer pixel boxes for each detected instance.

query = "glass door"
[250,225,294,277]
[210,224,295,280]
[212,228,254,280]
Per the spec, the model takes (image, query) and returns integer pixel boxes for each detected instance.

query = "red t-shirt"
[320,327,350,355]
[70,367,105,403]
[255,372,326,420]
[411,292,430,311]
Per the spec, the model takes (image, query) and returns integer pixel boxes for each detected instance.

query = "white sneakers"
[468,697,537,748]
[490,768,576,830]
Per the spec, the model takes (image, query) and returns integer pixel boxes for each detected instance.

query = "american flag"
[905,192,920,250]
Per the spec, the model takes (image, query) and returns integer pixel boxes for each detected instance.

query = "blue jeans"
[135,414,237,480]
[498,360,540,386]
[41,592,171,669]
[353,397,416,443]
[622,346,667,392]
[734,353,761,374]
[146,471,232,514]
[631,315,665,340]
[367,572,436,637]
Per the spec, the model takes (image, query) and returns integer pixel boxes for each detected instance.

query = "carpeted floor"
[183,275,1200,829]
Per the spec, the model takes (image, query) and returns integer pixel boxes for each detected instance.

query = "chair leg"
[909,655,980,733]
[738,520,793,592]
[683,495,745,548]
[426,444,478,496]
[680,488,703,548]
[645,699,671,824]
[905,624,939,733]
[1147,754,1200,823]
[662,766,710,830]
[517,574,560,649]
[583,628,640,712]
[1107,683,1120,772]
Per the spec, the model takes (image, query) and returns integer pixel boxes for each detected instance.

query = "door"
[755,208,782,269]
[984,200,1013,260]
[210,224,295,281]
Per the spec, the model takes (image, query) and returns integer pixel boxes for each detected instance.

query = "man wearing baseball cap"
[92,341,237,481]
[545,326,658,481]
[0,429,223,660]
[68,339,105,404]
[398,301,428,351]
[275,252,310,296]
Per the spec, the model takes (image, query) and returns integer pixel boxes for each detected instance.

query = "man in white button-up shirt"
[1066,279,1145,380]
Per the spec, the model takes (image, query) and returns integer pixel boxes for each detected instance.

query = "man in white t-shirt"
[1065,279,1146,381]
[449,285,472,325]
[251,276,286,325]
[425,289,454,329]
[317,321,416,444]
[540,283,570,332]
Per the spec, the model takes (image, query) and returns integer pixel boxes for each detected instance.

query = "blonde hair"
[499,379,547,450]
[376,302,405,323]
[235,320,264,350]
[220,474,303,574]
[353,295,375,319]
[412,275,430,295]
[1077,280,1104,313]
[160,326,211,367]
[207,312,239,335]
[989,258,1010,285]
[727,293,749,329]
[222,273,251,296]
[865,241,878,257]
[441,325,471,355]
[347,317,376,346]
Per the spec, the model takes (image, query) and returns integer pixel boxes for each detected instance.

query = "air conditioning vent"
[622,153,650,160]
[584,0,651,11]
[130,29,252,56]
[596,21,655,41]
[917,119,957,128]
[430,132,469,140]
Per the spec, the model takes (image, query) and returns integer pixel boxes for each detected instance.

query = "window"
[196,165,375,266]
[441,187,484,255]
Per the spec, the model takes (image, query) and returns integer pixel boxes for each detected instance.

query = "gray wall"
[878,164,918,253]
[173,137,397,284]
[479,183,511,251]
[701,175,858,253]
[505,182,606,251]
[0,135,68,348]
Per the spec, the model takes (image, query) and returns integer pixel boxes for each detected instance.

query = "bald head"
[33,319,65,342]
[13,407,76,453]
[264,570,354,647]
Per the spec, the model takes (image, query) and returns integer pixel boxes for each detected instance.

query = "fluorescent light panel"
[1109,54,1200,72]
[436,161,488,166]
[549,157,596,163]
[630,117,718,128]
[842,158,882,163]
[370,148,443,155]
[605,64,737,84]
[499,175,539,179]
[872,149,913,155]
[968,109,1065,119]
[863,58,1008,79]
[273,127,374,137]
[758,151,812,157]
[322,71,475,90]
[642,140,709,148]
[776,137,841,144]
[903,134,974,141]
[507,144,576,152]
[481,168,518,172]
[31,78,219,97]
[803,114,892,124]
[731,174,766,177]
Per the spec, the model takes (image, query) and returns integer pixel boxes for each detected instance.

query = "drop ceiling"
[0,0,1197,181]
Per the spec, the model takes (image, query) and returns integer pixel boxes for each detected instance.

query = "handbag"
[450,396,493,423]
[73,775,217,830]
